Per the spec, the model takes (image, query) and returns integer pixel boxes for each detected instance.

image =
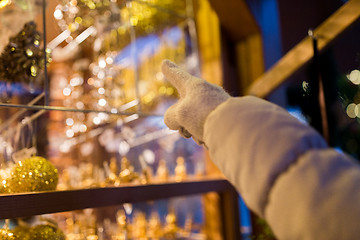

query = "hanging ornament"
[9,156,59,193]
[0,21,51,85]
[29,224,65,240]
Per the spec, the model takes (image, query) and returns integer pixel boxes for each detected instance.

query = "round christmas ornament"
[0,220,15,240]
[9,156,59,193]
[29,224,65,240]
[0,228,15,240]
[0,167,12,194]
[12,225,31,240]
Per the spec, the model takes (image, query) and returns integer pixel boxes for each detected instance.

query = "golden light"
[346,103,357,118]
[348,69,360,85]
[0,0,11,9]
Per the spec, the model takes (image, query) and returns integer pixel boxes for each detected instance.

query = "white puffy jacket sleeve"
[204,96,360,240]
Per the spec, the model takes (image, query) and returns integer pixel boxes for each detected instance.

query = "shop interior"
[0,0,359,239]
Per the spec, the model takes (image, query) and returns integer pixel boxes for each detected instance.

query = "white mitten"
[162,60,230,145]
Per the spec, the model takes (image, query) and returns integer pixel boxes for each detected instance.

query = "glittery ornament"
[9,156,59,193]
[0,21,51,85]
[12,225,31,240]
[29,224,65,240]
[0,178,11,194]
[0,167,12,194]
[0,228,15,240]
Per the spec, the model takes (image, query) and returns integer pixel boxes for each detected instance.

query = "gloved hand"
[162,60,230,145]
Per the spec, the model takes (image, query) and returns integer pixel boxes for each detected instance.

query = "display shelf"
[0,177,234,220]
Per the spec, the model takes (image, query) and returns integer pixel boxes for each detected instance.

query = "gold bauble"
[0,168,12,194]
[29,224,65,240]
[0,228,15,240]
[13,225,31,240]
[0,178,12,194]
[9,156,59,193]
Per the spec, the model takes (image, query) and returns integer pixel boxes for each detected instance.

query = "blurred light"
[106,56,114,65]
[47,30,71,49]
[87,78,94,85]
[30,66,37,77]
[73,123,82,133]
[54,9,63,19]
[93,38,102,52]
[118,141,130,156]
[98,112,109,120]
[26,49,33,56]
[130,16,138,26]
[60,142,71,153]
[302,81,309,92]
[119,99,139,111]
[77,112,85,121]
[142,149,155,164]
[356,104,360,118]
[124,114,139,123]
[68,22,79,32]
[79,124,87,132]
[159,86,166,94]
[98,87,105,94]
[123,203,133,215]
[66,129,75,138]
[348,69,360,85]
[111,108,118,114]
[70,76,83,86]
[0,0,11,9]
[76,101,84,109]
[75,17,82,24]
[65,36,74,43]
[93,117,101,125]
[98,98,107,106]
[166,87,174,95]
[94,80,102,88]
[99,58,106,68]
[97,71,105,79]
[66,118,74,126]
[91,65,100,75]
[63,87,71,96]
[155,72,164,80]
[143,92,155,104]
[346,103,357,118]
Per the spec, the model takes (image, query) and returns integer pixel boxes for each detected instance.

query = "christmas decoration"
[12,225,31,240]
[0,166,12,194]
[29,224,65,240]
[9,156,59,193]
[0,220,15,240]
[0,21,51,85]
[0,229,15,240]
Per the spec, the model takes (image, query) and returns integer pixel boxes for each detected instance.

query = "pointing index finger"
[161,60,191,96]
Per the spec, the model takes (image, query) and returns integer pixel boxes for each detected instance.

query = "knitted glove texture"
[162,60,230,144]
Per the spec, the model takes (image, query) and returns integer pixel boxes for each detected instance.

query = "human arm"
[162,60,360,239]
[205,97,360,239]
